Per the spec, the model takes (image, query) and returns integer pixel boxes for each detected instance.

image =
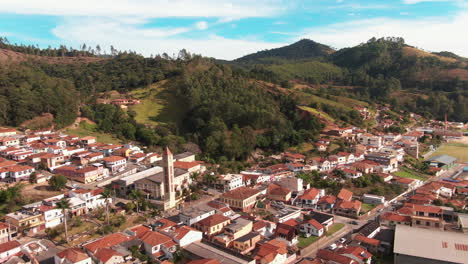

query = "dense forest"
[0,36,466,160]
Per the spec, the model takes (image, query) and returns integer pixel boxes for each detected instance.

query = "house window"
[426,222,430,226]
[416,220,421,225]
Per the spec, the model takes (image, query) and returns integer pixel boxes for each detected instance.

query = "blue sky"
[1,0,468,59]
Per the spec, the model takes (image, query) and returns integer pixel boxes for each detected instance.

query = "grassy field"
[298,235,320,248]
[298,106,336,123]
[129,81,186,127]
[393,167,426,180]
[327,223,345,236]
[64,122,121,144]
[430,143,468,163]
[361,203,376,213]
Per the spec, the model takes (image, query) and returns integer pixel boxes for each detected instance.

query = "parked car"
[349,220,359,225]
[328,243,337,250]
[339,237,347,243]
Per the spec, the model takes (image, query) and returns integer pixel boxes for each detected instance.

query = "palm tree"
[100,189,112,225]
[55,198,71,242]
[129,189,143,213]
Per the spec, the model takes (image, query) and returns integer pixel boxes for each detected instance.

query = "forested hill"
[230,37,468,123]
[234,39,335,64]
[0,36,466,162]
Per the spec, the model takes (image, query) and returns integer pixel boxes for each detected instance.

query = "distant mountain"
[233,39,335,64]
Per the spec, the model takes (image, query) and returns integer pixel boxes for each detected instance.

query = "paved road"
[300,225,352,258]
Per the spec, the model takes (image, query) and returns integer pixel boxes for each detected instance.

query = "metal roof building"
[394,225,468,264]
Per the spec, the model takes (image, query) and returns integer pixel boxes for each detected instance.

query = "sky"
[1,0,468,60]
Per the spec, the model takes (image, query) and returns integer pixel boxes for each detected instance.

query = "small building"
[393,225,468,264]
[194,214,231,237]
[362,194,385,205]
[299,219,324,237]
[424,155,457,169]
[220,187,261,212]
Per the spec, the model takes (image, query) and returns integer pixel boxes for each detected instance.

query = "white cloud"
[0,0,284,19]
[195,21,208,30]
[301,11,468,57]
[51,17,286,60]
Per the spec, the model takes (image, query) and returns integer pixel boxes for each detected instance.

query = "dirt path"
[62,117,96,130]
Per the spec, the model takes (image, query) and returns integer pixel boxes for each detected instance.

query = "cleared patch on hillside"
[298,106,336,123]
[129,80,186,127]
[402,46,458,63]
[64,121,121,144]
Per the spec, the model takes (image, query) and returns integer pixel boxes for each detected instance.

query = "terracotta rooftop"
[94,248,122,263]
[222,187,260,200]
[197,214,230,227]
[337,188,353,201]
[0,240,21,254]
[141,231,173,247]
[83,233,131,253]
[56,248,89,263]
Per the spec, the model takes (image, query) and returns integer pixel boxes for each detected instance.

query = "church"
[133,147,189,210]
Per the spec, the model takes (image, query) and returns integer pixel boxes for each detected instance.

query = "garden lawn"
[298,235,320,248]
[327,223,345,236]
[393,167,426,180]
[361,203,376,213]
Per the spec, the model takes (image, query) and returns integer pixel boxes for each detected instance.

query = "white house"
[39,205,63,228]
[300,219,324,237]
[216,174,244,192]
[163,226,202,247]
[0,240,21,263]
[69,188,109,211]
[141,231,177,260]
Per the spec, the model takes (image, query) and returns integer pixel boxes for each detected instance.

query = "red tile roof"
[381,212,411,222]
[299,188,320,200]
[84,233,130,253]
[197,214,230,227]
[94,248,123,263]
[102,156,126,162]
[255,239,288,263]
[267,183,291,196]
[130,225,151,238]
[0,240,21,254]
[319,195,336,205]
[282,218,301,227]
[305,219,324,230]
[337,188,353,201]
[354,235,380,246]
[336,200,361,211]
[7,165,33,172]
[140,231,173,247]
[222,187,260,200]
[316,249,356,264]
[174,161,200,170]
[56,248,89,263]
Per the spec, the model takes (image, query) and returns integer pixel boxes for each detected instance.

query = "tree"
[28,172,37,184]
[49,175,68,190]
[55,198,71,242]
[101,189,112,224]
[129,189,143,213]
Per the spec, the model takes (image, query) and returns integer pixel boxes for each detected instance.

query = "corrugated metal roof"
[425,155,457,165]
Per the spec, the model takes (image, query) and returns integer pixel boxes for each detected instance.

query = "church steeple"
[163,147,176,208]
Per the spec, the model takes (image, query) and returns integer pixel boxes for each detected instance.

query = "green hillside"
[129,80,186,127]
[234,39,335,64]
